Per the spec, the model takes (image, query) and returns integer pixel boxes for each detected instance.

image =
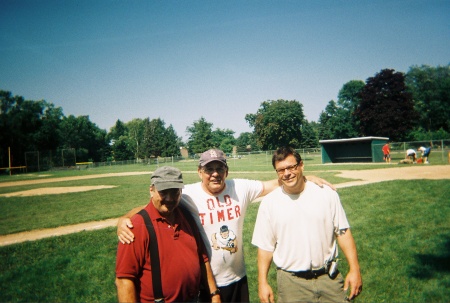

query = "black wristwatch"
[210,289,221,297]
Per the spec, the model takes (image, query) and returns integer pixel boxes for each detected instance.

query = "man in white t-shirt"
[252,146,362,303]
[117,148,333,302]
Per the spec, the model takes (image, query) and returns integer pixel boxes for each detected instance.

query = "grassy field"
[0,154,449,302]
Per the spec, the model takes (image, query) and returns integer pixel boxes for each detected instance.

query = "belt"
[289,267,328,279]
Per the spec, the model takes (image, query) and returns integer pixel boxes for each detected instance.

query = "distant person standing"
[382,143,391,164]
[406,149,417,163]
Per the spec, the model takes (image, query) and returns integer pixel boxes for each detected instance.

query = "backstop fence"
[24,148,77,172]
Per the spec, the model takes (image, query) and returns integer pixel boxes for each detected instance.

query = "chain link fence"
[373,139,450,163]
[24,149,77,172]
[7,139,450,174]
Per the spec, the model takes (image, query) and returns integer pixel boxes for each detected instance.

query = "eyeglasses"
[202,166,227,174]
[158,189,181,200]
[275,163,299,175]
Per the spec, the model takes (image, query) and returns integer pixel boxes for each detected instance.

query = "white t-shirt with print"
[252,182,350,271]
[180,179,263,287]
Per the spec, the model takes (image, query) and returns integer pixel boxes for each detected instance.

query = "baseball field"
[0,154,449,302]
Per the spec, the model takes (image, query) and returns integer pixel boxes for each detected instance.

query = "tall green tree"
[337,80,365,112]
[126,118,145,160]
[60,115,109,162]
[319,100,341,140]
[108,119,128,142]
[235,132,258,152]
[138,118,181,158]
[161,125,182,157]
[246,99,305,150]
[142,118,166,158]
[35,101,64,151]
[300,120,319,148]
[405,64,450,136]
[318,100,358,139]
[107,120,134,161]
[111,136,134,161]
[0,91,63,166]
[0,91,31,166]
[337,80,365,136]
[355,69,419,141]
[212,128,236,153]
[186,117,214,154]
[318,80,364,140]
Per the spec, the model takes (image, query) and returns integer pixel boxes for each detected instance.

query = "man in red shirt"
[115,166,220,303]
[382,143,391,164]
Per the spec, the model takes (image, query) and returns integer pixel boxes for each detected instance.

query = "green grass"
[0,162,449,302]
[0,167,351,235]
[0,228,118,302]
[243,180,450,302]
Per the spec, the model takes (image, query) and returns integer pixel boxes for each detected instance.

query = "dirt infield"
[0,165,448,246]
[0,185,117,197]
[336,164,450,188]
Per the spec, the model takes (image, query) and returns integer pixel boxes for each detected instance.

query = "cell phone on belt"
[328,259,339,278]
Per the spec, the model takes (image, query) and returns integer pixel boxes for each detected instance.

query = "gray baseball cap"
[151,166,184,191]
[199,149,227,167]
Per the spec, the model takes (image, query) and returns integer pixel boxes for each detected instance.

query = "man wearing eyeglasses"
[117,148,333,302]
[252,146,363,303]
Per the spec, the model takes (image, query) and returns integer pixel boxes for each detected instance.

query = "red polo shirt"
[116,201,208,303]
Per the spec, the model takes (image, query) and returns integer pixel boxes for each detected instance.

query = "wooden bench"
[334,157,372,162]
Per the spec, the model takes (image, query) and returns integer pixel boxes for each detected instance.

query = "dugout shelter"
[319,136,389,163]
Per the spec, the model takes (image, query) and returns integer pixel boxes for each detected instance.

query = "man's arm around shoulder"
[259,176,336,198]
[117,205,146,244]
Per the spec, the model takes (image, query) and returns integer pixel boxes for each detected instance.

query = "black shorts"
[218,276,249,303]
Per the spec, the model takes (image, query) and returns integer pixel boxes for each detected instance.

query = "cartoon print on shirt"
[211,225,238,255]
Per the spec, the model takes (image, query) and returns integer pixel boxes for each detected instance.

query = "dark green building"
[319,136,389,163]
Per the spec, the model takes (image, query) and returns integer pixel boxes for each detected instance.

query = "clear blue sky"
[1,0,448,140]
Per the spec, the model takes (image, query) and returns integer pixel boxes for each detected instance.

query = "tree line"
[1,64,448,168]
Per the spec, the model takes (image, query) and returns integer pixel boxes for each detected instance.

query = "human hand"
[258,282,274,303]
[305,175,336,191]
[211,293,221,303]
[344,269,363,300]
[117,217,135,244]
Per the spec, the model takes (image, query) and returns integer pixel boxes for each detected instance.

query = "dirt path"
[1,165,448,247]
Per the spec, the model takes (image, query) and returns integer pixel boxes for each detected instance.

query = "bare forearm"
[257,248,275,303]
[260,179,280,197]
[257,249,273,284]
[205,261,221,302]
[337,229,360,271]
[337,229,363,299]
[116,277,137,302]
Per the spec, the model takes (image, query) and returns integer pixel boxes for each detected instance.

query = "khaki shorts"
[277,268,348,303]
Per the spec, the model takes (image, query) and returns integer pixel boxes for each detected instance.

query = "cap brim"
[200,159,228,167]
[154,183,184,191]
